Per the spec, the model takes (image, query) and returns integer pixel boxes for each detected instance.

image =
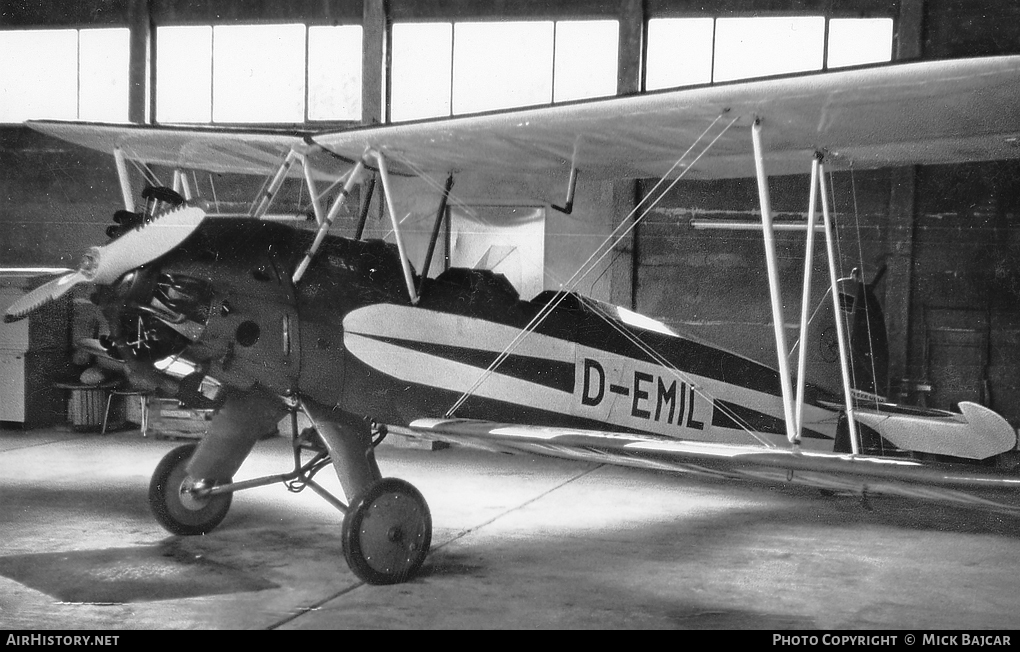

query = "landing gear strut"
[146,398,433,585]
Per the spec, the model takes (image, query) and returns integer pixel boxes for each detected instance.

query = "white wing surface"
[25,56,1020,182]
[313,56,1020,179]
[395,419,1020,516]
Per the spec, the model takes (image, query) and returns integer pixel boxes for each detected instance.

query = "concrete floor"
[1,424,1019,630]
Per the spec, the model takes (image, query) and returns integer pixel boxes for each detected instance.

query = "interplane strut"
[751,121,861,453]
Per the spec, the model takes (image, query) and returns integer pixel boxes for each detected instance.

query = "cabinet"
[0,276,72,427]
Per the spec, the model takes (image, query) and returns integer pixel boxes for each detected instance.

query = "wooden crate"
[150,398,213,440]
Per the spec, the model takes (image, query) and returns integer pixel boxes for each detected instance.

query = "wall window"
[308,25,363,121]
[155,26,212,123]
[645,18,714,90]
[0,28,129,123]
[156,23,363,124]
[827,18,894,68]
[0,15,894,126]
[391,19,619,122]
[646,16,894,90]
[212,24,306,123]
[713,16,826,82]
[390,22,453,122]
[452,21,555,115]
[553,20,619,103]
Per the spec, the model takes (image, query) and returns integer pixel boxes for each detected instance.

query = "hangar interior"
[2,0,1020,631]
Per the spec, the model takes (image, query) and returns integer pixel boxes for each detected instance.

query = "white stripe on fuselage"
[344,304,573,362]
[343,304,575,414]
[342,304,835,445]
[344,331,576,412]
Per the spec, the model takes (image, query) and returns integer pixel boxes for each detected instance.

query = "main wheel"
[341,477,432,585]
[149,443,232,536]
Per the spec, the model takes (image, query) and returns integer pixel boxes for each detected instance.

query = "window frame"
[389,17,622,122]
[153,21,364,126]
[0,26,131,124]
[643,13,897,91]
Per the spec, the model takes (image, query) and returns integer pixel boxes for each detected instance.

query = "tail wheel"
[149,443,232,536]
[341,478,432,585]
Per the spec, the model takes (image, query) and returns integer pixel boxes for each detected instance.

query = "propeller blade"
[4,270,86,322]
[3,204,206,323]
[90,204,206,284]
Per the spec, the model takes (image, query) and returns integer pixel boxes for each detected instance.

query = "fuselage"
[128,218,842,452]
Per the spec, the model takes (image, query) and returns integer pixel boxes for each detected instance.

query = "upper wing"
[24,121,345,179]
[314,55,1020,180]
[27,56,1020,182]
[393,419,1020,515]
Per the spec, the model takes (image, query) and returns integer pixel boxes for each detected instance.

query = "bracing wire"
[829,166,875,407]
[847,166,882,408]
[208,172,220,212]
[443,114,732,417]
[297,168,355,220]
[128,156,162,192]
[573,298,777,447]
[443,113,746,421]
[385,153,492,228]
[826,168,858,396]
[536,263,772,445]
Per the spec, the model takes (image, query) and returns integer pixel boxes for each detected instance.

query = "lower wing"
[391,419,1020,515]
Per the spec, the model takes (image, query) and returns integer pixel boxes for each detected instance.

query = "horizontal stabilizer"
[853,401,1017,461]
[959,402,1018,457]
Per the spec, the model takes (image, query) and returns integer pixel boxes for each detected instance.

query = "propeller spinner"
[4,204,207,323]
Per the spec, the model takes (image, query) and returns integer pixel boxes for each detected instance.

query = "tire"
[149,443,232,536]
[341,478,432,585]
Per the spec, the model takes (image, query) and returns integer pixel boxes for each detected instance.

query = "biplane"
[6,55,1020,585]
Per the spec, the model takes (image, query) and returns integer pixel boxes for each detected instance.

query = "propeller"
[4,204,207,323]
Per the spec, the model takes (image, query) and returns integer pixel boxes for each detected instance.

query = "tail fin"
[802,268,889,400]
[847,270,888,398]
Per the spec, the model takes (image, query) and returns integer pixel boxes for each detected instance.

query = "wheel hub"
[359,492,427,571]
[178,477,212,511]
[387,526,404,543]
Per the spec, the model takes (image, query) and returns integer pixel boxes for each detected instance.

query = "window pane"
[714,16,825,82]
[645,18,714,90]
[213,24,305,123]
[828,18,893,68]
[308,25,362,121]
[0,29,77,122]
[390,22,453,122]
[453,21,553,114]
[156,26,212,123]
[554,20,618,102]
[78,28,130,122]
